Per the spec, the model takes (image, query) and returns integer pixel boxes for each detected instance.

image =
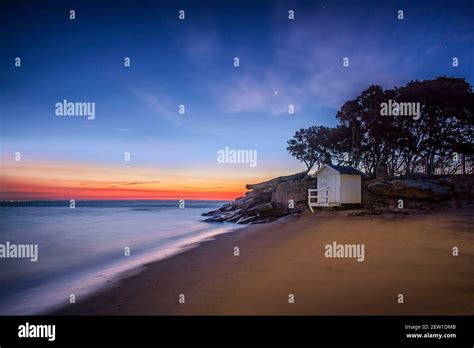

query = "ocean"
[0,200,240,315]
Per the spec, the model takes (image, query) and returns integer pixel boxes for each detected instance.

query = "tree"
[286,126,333,173]
[287,76,474,177]
[398,77,474,175]
[336,85,399,176]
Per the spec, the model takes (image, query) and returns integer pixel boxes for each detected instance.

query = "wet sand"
[54,209,474,315]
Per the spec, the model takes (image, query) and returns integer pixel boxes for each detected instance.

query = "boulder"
[203,215,225,223]
[224,213,243,223]
[204,173,470,223]
[246,171,307,191]
[437,174,474,207]
[239,197,257,210]
[202,171,311,225]
[236,215,259,224]
[366,179,451,201]
[271,176,313,207]
[247,203,274,216]
[244,189,272,203]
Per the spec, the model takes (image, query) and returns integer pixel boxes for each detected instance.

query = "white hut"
[308,164,363,212]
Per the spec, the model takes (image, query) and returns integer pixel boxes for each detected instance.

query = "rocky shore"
[203,172,473,224]
[202,172,313,224]
[363,174,474,210]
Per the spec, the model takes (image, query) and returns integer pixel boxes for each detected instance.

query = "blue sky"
[1,0,473,197]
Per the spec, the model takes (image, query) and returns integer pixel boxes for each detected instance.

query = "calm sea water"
[0,200,240,315]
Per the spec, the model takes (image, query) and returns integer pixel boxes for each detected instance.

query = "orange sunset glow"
[0,159,286,200]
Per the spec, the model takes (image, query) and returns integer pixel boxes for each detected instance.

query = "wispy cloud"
[131,86,184,126]
[212,8,430,115]
[213,70,306,115]
[104,180,161,188]
[112,128,130,132]
[272,13,424,108]
[182,27,220,65]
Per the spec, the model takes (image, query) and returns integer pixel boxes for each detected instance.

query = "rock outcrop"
[204,171,473,224]
[363,175,474,210]
[202,172,312,224]
[365,180,451,201]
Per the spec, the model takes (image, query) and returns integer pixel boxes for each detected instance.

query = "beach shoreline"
[0,200,245,315]
[52,208,474,316]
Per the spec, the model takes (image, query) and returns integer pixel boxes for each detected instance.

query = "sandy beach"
[54,208,474,315]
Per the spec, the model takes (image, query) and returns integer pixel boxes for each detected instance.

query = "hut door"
[327,174,337,203]
[317,175,328,204]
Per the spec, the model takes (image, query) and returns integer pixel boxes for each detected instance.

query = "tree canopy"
[287,76,474,176]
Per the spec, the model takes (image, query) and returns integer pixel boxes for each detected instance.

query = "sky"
[1,0,473,200]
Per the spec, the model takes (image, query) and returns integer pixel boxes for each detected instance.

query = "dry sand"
[54,209,474,315]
